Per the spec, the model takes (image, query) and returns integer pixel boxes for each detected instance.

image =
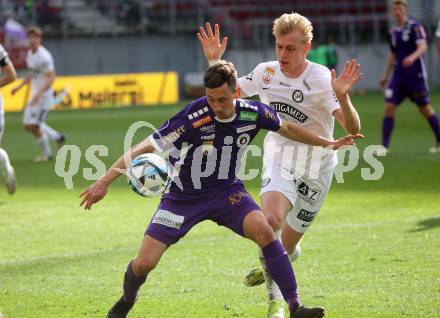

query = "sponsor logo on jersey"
[236,133,251,148]
[160,125,186,146]
[228,191,248,205]
[245,71,254,81]
[239,100,258,111]
[292,89,304,103]
[279,81,291,87]
[237,124,256,133]
[152,209,184,229]
[262,67,275,84]
[200,123,215,133]
[240,110,258,122]
[302,79,311,91]
[201,134,215,141]
[192,115,212,128]
[264,108,276,121]
[202,140,214,155]
[270,102,308,123]
[295,179,321,205]
[297,209,317,222]
[261,177,271,188]
[188,106,209,120]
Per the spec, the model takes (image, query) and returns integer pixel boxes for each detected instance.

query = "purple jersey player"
[380,0,440,153]
[80,61,361,318]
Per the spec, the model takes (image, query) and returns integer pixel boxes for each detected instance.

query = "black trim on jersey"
[0,57,9,67]
[270,102,308,123]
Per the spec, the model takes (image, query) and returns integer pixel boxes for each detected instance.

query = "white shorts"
[23,93,52,126]
[260,163,334,234]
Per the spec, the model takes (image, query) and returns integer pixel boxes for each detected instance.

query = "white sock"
[0,147,12,177]
[37,133,52,157]
[41,123,62,141]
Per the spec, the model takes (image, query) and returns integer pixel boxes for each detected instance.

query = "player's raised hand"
[330,133,364,150]
[331,59,363,96]
[197,22,228,62]
[80,181,108,210]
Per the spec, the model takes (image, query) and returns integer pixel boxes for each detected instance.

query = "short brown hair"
[27,26,43,37]
[392,0,407,6]
[204,60,237,92]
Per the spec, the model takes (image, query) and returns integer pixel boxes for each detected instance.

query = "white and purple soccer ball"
[127,153,170,198]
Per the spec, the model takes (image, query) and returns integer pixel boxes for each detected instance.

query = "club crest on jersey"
[202,141,214,155]
[262,67,275,84]
[228,191,248,205]
[236,133,250,148]
[292,90,304,103]
[192,115,212,128]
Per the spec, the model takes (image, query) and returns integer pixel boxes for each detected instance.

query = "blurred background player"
[0,44,17,194]
[436,19,440,55]
[11,26,65,162]
[379,0,440,153]
[198,14,362,318]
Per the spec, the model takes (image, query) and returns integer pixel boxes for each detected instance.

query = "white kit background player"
[0,44,17,194]
[198,13,362,318]
[11,26,65,162]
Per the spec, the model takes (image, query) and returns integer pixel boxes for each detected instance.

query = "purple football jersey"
[388,19,427,78]
[149,97,281,199]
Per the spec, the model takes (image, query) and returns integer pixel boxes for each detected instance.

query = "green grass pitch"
[1,91,439,317]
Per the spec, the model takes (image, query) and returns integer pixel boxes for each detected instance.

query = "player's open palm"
[331,59,363,96]
[197,22,228,62]
[80,181,108,210]
[331,133,364,150]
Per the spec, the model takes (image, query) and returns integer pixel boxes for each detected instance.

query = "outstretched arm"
[80,138,156,210]
[277,120,363,150]
[331,59,362,134]
[197,22,228,65]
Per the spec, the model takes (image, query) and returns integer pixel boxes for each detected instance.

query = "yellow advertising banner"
[2,72,179,112]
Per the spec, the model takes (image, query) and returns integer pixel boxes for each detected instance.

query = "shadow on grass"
[409,216,440,232]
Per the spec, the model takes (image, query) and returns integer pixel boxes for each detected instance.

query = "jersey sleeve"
[413,22,427,44]
[148,111,190,152]
[0,45,10,67]
[237,63,264,97]
[41,52,55,73]
[436,20,440,38]
[257,102,282,132]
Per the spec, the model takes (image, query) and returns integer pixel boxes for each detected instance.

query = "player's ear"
[304,41,312,54]
[235,86,241,98]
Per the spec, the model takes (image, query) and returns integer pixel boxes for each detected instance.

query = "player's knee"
[132,255,159,275]
[384,105,396,117]
[252,219,276,247]
[265,213,284,231]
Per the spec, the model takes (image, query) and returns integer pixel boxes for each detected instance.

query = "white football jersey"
[26,45,54,98]
[238,61,340,174]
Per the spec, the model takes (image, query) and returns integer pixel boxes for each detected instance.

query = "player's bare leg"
[243,210,324,318]
[381,102,397,152]
[418,104,440,153]
[25,124,52,162]
[0,148,15,194]
[107,235,167,318]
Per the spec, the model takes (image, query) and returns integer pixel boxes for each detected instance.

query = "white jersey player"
[0,44,17,194]
[436,19,440,55]
[198,14,362,318]
[11,26,65,162]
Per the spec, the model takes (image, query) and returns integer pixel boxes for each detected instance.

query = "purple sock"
[261,240,300,310]
[382,117,394,148]
[427,114,440,144]
[123,261,147,303]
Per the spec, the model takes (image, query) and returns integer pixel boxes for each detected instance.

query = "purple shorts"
[385,72,430,106]
[146,183,260,246]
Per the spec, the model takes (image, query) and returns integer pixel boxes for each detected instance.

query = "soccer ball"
[127,153,170,197]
